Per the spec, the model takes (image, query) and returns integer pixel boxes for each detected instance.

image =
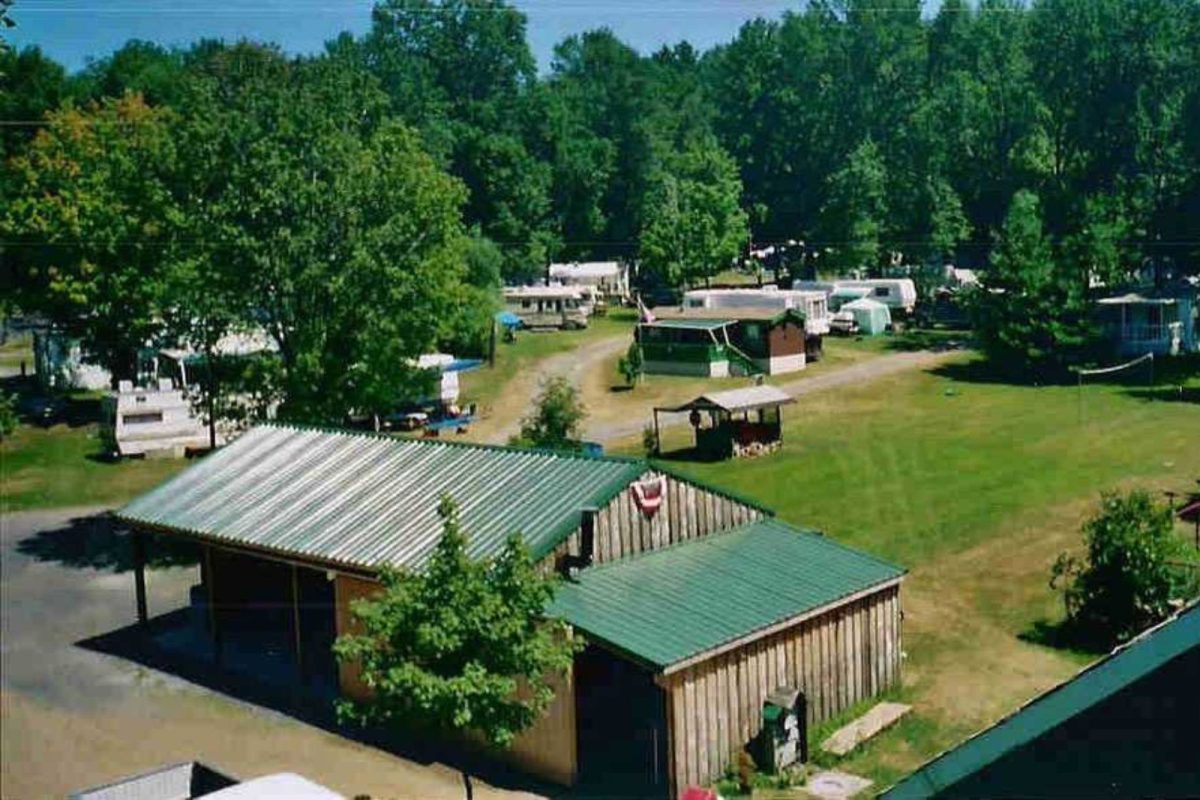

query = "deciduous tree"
[335,495,578,748]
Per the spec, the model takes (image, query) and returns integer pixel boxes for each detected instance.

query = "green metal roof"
[117,424,647,570]
[641,318,734,330]
[548,518,905,671]
[880,602,1200,799]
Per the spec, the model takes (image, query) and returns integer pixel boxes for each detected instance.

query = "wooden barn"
[116,424,904,797]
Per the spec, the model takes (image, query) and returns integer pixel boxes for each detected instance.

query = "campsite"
[3,1,1200,799]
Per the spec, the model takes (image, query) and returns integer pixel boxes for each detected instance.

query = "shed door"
[574,645,669,798]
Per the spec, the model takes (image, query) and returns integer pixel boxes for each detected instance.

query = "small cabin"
[655,384,794,459]
[503,285,592,329]
[638,307,809,377]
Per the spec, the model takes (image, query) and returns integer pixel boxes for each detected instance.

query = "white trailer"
[502,285,593,329]
[101,379,210,458]
[793,278,918,314]
[681,286,831,335]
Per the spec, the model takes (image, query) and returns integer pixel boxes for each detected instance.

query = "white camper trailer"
[794,278,918,314]
[547,261,630,305]
[502,285,593,329]
[681,287,831,335]
[101,379,210,458]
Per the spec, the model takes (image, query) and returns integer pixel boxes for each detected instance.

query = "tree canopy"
[334,495,578,748]
[5,0,1200,402]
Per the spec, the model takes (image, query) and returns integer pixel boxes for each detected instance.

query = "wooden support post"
[653,408,661,456]
[205,546,222,664]
[132,530,148,625]
[291,564,305,684]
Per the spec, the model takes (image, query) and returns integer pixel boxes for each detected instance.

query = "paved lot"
[0,507,545,800]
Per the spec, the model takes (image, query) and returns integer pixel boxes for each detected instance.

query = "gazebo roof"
[661,384,794,414]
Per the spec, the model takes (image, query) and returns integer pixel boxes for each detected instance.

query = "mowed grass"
[1,423,187,513]
[580,335,909,437]
[639,353,1200,788]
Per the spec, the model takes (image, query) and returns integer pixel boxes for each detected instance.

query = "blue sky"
[7,0,802,73]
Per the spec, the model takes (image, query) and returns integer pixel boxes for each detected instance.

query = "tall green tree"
[0,45,67,159]
[639,135,749,287]
[361,0,553,281]
[971,190,1091,376]
[818,138,888,274]
[174,44,483,421]
[335,495,578,748]
[3,94,180,382]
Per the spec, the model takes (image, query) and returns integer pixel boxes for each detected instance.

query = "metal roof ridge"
[562,517,795,578]
[256,421,649,467]
[756,517,909,577]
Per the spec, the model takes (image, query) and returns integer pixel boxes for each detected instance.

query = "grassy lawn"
[0,335,33,371]
[626,353,1200,789]
[580,331,964,440]
[1,422,187,513]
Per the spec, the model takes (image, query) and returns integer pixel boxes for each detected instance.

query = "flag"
[637,295,656,324]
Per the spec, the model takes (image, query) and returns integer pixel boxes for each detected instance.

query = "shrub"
[1051,490,1198,646]
[0,392,17,439]
[617,342,643,387]
[516,376,586,450]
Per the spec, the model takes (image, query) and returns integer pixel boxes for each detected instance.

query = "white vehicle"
[101,379,210,458]
[793,278,918,314]
[681,286,831,335]
[503,285,592,329]
[547,261,630,305]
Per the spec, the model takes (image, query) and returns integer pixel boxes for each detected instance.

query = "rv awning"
[1097,293,1176,305]
[640,318,735,331]
[660,384,794,414]
[548,518,905,672]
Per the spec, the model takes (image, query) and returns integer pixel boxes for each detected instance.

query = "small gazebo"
[654,384,794,459]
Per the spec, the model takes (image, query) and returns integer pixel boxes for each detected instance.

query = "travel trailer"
[547,261,631,305]
[101,379,210,458]
[681,287,831,336]
[502,285,593,329]
[794,278,918,315]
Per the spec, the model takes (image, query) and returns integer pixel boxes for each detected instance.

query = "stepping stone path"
[805,770,873,800]
[820,702,911,756]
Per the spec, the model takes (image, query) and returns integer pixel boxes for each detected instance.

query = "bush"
[642,423,658,456]
[617,342,643,387]
[1051,490,1198,646]
[516,376,586,450]
[0,392,17,439]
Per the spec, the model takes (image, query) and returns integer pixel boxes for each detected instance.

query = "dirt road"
[477,334,629,445]
[0,507,544,800]
[584,348,963,444]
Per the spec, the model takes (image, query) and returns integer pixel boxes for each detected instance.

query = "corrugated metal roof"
[879,602,1200,799]
[548,518,905,670]
[116,425,645,570]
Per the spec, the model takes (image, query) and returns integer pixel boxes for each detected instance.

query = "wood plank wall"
[661,583,902,793]
[546,472,765,568]
[334,573,579,785]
